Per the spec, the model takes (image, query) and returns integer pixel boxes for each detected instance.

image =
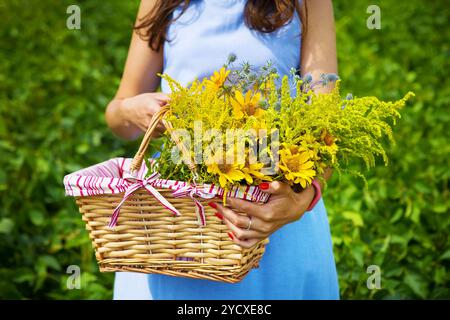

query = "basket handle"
[129,105,198,180]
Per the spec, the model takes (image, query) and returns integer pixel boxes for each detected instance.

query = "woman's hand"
[209,181,316,248]
[120,92,170,134]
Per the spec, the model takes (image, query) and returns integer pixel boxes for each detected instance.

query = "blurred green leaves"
[327,0,450,299]
[0,0,140,299]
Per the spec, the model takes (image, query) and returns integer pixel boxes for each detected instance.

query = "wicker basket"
[64,106,269,283]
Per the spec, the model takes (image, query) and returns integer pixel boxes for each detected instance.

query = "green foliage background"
[0,0,448,299]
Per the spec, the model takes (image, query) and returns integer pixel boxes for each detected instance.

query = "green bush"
[0,0,448,299]
[0,0,140,299]
[330,0,450,299]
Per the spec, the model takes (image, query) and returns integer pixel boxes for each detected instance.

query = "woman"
[106,0,339,299]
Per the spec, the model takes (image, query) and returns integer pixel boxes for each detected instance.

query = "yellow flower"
[257,79,275,98]
[299,144,319,161]
[321,143,338,164]
[321,129,336,146]
[242,162,272,184]
[302,133,317,145]
[205,67,230,91]
[320,129,338,163]
[281,141,316,161]
[190,79,203,92]
[231,90,265,119]
[278,146,316,188]
[206,151,246,188]
[249,116,268,131]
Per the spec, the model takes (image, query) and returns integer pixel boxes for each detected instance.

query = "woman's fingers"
[154,122,166,133]
[136,121,149,133]
[209,202,270,249]
[227,230,263,249]
[152,92,171,103]
[258,181,292,195]
[225,197,268,221]
[221,214,266,240]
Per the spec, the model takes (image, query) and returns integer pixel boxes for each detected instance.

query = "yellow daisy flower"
[205,67,230,91]
[298,144,319,161]
[278,146,316,188]
[231,90,265,119]
[242,162,272,184]
[206,151,245,188]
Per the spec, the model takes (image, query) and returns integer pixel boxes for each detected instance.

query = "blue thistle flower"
[303,73,313,83]
[342,93,353,110]
[325,73,339,82]
[227,53,237,63]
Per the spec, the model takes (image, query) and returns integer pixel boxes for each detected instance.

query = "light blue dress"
[114,0,339,300]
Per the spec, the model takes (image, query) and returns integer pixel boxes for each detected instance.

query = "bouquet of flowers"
[149,55,414,197]
[63,55,414,283]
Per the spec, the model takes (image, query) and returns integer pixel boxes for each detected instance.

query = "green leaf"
[40,255,61,271]
[389,208,403,223]
[351,245,364,267]
[439,249,450,261]
[29,210,45,226]
[0,218,14,234]
[432,203,448,214]
[342,211,364,227]
[404,273,428,299]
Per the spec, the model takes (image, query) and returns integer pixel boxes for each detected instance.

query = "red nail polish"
[208,202,217,209]
[228,232,234,240]
[259,182,269,190]
[215,212,223,220]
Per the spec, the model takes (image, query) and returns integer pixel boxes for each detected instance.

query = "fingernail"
[208,202,217,209]
[215,212,223,220]
[259,182,269,190]
[228,232,234,240]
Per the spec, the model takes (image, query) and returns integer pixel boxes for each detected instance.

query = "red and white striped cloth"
[63,157,269,202]
[63,158,270,227]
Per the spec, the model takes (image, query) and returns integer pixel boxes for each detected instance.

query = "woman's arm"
[301,0,337,93]
[211,0,338,248]
[105,0,168,140]
[301,0,337,184]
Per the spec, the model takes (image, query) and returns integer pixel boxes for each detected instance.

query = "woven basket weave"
[66,106,269,283]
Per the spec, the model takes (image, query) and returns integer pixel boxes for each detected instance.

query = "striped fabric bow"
[172,184,217,227]
[108,172,181,228]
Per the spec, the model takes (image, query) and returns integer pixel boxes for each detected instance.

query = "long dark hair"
[135,0,307,51]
